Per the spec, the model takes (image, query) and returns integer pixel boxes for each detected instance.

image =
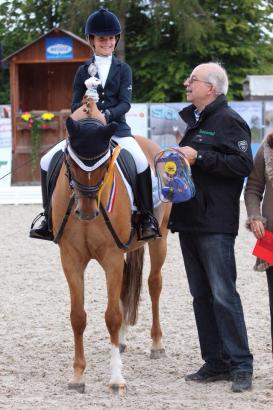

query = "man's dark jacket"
[71,55,132,137]
[168,95,253,235]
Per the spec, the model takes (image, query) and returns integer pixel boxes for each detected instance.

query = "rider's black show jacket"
[168,95,253,235]
[71,55,132,137]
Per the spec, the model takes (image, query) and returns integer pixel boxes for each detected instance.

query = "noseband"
[69,171,105,199]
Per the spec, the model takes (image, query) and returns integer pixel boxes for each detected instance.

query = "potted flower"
[21,111,55,169]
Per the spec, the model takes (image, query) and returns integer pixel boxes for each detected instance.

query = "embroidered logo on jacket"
[199,128,215,136]
[238,140,248,152]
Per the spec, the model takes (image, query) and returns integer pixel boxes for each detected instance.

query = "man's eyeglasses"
[186,77,212,86]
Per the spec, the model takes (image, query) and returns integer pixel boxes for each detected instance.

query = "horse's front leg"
[103,257,126,394]
[148,235,167,359]
[118,319,128,353]
[61,251,87,393]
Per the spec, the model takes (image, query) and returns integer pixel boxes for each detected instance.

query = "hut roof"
[3,27,89,63]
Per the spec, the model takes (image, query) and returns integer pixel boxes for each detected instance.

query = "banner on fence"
[126,103,148,137]
[150,103,188,147]
[0,113,12,187]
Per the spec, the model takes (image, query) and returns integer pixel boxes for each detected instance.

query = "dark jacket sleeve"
[107,63,132,121]
[195,115,253,178]
[71,65,87,113]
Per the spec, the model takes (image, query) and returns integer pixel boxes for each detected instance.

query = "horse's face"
[66,154,109,220]
[65,116,118,221]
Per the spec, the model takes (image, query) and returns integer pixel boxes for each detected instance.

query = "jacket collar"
[180,94,227,127]
[84,55,121,89]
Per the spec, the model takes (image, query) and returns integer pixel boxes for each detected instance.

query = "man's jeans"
[179,232,253,374]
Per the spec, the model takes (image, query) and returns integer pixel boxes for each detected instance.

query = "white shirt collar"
[95,55,112,64]
[194,108,201,122]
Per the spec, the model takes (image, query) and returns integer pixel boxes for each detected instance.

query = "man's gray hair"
[206,62,229,95]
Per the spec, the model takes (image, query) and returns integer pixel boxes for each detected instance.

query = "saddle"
[46,149,64,231]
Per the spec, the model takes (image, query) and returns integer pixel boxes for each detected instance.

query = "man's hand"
[179,146,198,165]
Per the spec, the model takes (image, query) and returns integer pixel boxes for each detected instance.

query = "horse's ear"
[103,122,118,139]
[66,117,80,139]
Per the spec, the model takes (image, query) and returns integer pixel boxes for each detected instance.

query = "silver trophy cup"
[84,63,101,102]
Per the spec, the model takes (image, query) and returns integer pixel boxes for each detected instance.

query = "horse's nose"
[75,208,99,220]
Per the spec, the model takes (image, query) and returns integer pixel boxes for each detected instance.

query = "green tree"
[1,0,273,104]
[191,0,273,99]
[0,0,68,103]
[126,0,273,101]
[126,0,211,102]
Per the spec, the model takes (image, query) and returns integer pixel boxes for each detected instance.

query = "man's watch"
[104,109,111,123]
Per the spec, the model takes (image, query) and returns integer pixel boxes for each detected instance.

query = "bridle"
[64,143,110,200]
[54,141,135,250]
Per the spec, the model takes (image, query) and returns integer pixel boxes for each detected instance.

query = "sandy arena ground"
[1,204,273,409]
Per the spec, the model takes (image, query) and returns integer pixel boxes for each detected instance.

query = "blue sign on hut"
[3,28,92,184]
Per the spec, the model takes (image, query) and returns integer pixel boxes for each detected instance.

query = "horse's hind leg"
[61,251,87,393]
[148,230,168,359]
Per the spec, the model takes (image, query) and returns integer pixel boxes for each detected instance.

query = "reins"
[99,203,135,250]
[53,192,75,244]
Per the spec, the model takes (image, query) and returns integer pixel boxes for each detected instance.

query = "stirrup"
[30,212,45,229]
[29,212,54,241]
[137,213,161,241]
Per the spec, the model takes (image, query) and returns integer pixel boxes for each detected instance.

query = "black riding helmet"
[85,8,121,48]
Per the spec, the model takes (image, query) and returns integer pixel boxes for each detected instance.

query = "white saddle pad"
[116,163,161,212]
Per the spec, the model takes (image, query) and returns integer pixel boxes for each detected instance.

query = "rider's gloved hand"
[85,88,99,103]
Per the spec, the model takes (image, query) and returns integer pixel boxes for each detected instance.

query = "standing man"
[168,62,253,392]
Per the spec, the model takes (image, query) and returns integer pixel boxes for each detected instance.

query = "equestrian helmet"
[85,8,121,36]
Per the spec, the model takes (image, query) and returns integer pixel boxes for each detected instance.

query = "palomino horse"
[51,100,171,394]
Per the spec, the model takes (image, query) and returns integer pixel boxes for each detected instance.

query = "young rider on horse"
[29,8,160,242]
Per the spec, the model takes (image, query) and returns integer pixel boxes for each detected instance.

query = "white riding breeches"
[112,136,148,173]
[40,140,66,171]
[40,136,148,174]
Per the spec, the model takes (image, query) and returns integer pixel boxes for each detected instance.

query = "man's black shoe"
[185,364,230,383]
[29,219,54,241]
[231,372,252,392]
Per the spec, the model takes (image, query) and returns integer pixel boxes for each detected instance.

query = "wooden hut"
[4,28,92,184]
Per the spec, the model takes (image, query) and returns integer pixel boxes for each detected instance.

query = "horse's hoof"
[110,383,127,396]
[150,348,166,359]
[119,343,127,353]
[68,382,85,393]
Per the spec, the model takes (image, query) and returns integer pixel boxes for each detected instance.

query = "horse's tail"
[121,247,145,326]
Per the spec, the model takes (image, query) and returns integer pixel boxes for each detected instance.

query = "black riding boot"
[136,167,161,240]
[29,169,54,241]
